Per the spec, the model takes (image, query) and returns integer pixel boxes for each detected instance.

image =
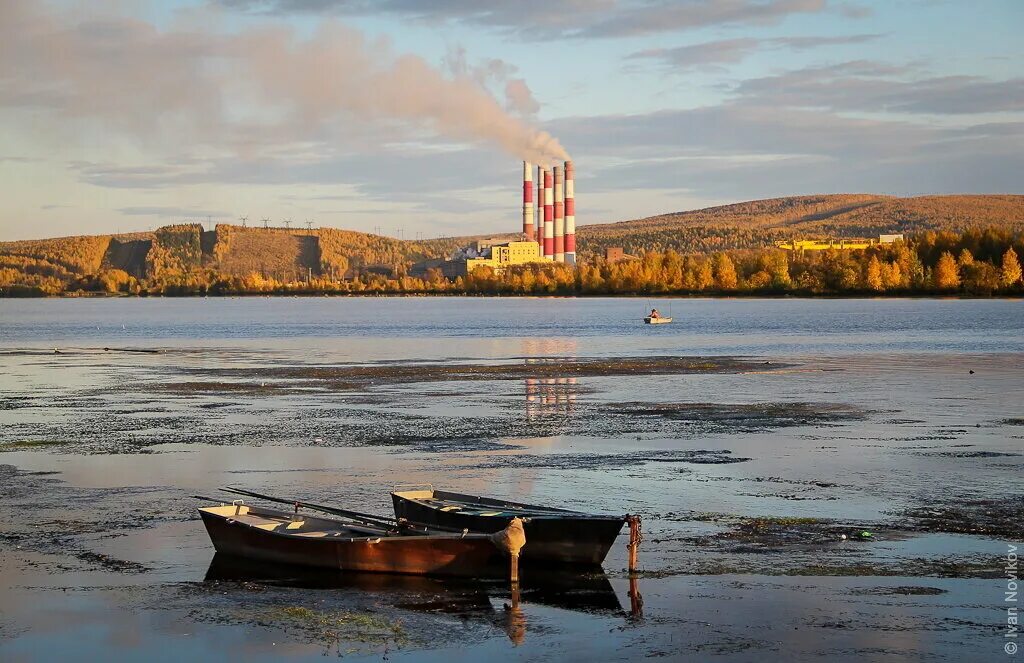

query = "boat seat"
[229,513,288,531]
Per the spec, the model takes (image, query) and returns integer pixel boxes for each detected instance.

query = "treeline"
[578,194,1024,256]
[1,227,1021,297]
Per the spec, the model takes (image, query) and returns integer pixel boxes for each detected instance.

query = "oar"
[218,486,402,530]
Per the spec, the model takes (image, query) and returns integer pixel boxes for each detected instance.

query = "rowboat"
[198,501,510,577]
[391,488,625,565]
[643,316,672,324]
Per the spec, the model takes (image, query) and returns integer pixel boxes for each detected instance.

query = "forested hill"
[572,194,1024,257]
[0,224,461,293]
[2,194,1022,294]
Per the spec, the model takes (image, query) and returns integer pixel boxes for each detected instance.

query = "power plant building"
[448,159,578,276]
[464,240,544,273]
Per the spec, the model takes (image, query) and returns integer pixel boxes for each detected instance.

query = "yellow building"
[776,234,904,251]
[465,240,546,273]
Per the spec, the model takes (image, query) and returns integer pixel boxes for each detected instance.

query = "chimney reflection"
[521,338,578,423]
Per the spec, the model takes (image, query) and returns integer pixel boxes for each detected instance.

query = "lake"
[1,297,1021,661]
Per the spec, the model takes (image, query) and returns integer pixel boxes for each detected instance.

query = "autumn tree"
[713,253,738,290]
[1002,247,1022,287]
[695,259,714,290]
[767,252,791,288]
[865,256,884,291]
[933,251,960,290]
[881,261,903,289]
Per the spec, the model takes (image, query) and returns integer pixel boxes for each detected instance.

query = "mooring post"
[491,517,526,587]
[626,514,642,573]
[628,575,644,619]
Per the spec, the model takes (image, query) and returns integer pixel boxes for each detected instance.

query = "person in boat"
[650,308,661,319]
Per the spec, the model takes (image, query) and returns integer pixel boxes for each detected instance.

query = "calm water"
[0,297,1021,661]
[2,296,1022,356]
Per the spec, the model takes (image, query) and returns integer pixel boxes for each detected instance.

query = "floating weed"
[0,439,66,450]
[273,605,408,649]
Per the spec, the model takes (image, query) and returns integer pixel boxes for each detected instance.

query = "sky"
[1,0,1022,241]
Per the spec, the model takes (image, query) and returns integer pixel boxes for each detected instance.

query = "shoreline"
[3,290,1023,300]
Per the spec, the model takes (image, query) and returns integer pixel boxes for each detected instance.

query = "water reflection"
[524,375,578,421]
[204,553,632,645]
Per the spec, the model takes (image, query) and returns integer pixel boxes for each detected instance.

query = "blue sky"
[1,0,1022,241]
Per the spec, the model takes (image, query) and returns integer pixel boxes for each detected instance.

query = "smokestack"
[543,167,554,259]
[553,165,565,262]
[522,161,534,241]
[536,165,543,244]
[564,160,575,265]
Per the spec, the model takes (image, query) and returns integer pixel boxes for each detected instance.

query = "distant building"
[776,234,905,252]
[408,258,445,278]
[605,247,625,263]
[464,240,545,274]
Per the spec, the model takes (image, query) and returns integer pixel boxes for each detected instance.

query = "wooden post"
[628,575,644,619]
[626,515,642,573]
[510,552,520,584]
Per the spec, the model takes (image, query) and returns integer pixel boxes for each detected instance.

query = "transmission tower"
[305,219,313,234]
[262,218,270,229]
[239,215,248,228]
[284,218,292,231]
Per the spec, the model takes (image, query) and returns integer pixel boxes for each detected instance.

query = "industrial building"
[776,234,904,252]
[448,159,578,276]
[464,240,543,273]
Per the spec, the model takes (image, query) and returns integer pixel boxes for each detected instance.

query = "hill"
[0,224,457,294]
[2,194,1022,294]
[573,194,1024,257]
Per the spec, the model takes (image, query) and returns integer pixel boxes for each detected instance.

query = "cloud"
[0,0,567,164]
[219,0,839,39]
[71,145,526,222]
[581,0,829,39]
[544,97,1023,201]
[628,38,760,71]
[734,61,1024,114]
[116,206,231,218]
[627,34,882,71]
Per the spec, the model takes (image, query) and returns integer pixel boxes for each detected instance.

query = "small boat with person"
[644,307,672,324]
[391,486,632,565]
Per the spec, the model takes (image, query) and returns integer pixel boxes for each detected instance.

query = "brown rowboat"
[198,502,509,577]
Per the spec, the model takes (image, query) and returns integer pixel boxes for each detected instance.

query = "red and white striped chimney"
[553,165,565,262]
[522,161,534,241]
[564,160,575,265]
[543,167,554,259]
[536,165,543,246]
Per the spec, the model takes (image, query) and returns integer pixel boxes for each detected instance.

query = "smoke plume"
[0,1,569,164]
